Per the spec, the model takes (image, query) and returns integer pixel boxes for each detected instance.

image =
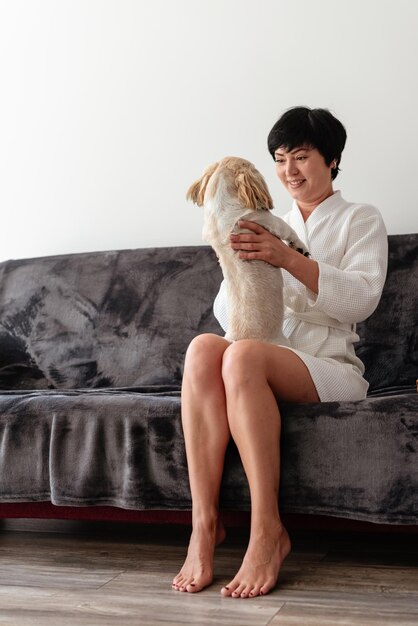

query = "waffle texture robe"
[213,191,388,401]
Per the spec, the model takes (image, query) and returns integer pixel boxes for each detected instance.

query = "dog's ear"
[186,161,219,206]
[235,166,274,210]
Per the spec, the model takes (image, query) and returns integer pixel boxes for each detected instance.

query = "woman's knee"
[184,334,229,382]
[221,340,266,388]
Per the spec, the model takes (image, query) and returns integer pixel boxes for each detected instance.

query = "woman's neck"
[297,188,335,222]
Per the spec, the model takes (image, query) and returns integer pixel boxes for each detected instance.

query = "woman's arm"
[309,210,388,323]
[229,220,319,293]
[230,208,388,324]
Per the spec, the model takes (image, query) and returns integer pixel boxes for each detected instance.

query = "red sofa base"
[0,502,416,533]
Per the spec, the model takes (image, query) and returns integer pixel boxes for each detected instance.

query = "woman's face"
[274,145,334,208]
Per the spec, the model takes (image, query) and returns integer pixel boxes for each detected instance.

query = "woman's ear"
[236,166,274,210]
[186,161,219,206]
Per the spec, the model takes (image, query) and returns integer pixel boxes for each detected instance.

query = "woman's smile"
[287,179,306,189]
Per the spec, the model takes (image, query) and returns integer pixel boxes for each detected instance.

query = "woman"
[172,107,388,599]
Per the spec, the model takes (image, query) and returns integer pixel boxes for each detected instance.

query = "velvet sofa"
[0,235,417,528]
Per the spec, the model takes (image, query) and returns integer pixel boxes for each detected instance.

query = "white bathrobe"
[213,191,388,401]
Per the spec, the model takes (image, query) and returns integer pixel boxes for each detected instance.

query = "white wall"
[0,0,417,261]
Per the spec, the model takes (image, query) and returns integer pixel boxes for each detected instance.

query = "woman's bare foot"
[220,520,291,599]
[172,518,226,593]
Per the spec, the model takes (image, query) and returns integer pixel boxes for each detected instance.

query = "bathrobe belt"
[283,309,355,335]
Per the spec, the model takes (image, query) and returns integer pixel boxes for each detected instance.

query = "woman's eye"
[296,156,307,161]
[275,158,285,164]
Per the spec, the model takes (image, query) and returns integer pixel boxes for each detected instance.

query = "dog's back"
[187,156,308,344]
[219,245,287,343]
[214,211,289,344]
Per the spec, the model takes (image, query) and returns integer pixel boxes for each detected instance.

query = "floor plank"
[268,602,418,625]
[0,520,416,625]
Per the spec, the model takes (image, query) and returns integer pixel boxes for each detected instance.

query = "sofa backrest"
[0,234,417,393]
[0,246,222,390]
[356,233,418,393]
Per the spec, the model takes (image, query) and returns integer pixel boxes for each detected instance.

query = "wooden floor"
[0,519,417,625]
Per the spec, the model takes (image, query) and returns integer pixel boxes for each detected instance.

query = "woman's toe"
[232,583,246,597]
[260,580,274,596]
[179,578,189,591]
[249,584,262,597]
[240,584,253,598]
[221,580,239,597]
[174,579,184,588]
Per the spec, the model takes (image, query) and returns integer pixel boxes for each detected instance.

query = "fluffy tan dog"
[187,156,309,344]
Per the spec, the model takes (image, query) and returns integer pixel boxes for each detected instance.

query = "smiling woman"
[173,106,388,601]
[268,106,347,219]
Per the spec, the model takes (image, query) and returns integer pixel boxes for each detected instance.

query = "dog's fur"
[187,156,309,344]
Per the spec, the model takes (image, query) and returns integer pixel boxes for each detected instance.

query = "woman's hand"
[230,220,319,294]
[229,220,291,268]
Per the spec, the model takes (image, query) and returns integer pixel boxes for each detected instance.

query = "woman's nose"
[286,159,298,176]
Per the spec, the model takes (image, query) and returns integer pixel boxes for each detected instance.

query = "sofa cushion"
[0,247,223,389]
[0,388,416,523]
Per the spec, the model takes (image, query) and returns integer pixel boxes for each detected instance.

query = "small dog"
[186,156,309,344]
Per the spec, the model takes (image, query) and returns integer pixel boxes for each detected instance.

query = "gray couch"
[0,235,417,525]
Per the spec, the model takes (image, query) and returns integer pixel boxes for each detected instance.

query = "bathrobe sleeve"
[308,206,388,323]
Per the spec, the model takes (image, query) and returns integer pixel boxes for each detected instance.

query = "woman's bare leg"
[172,333,231,593]
[220,340,319,598]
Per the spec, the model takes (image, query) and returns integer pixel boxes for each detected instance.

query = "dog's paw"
[289,241,310,257]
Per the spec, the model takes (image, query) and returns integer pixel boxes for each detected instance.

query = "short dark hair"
[267,106,347,180]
